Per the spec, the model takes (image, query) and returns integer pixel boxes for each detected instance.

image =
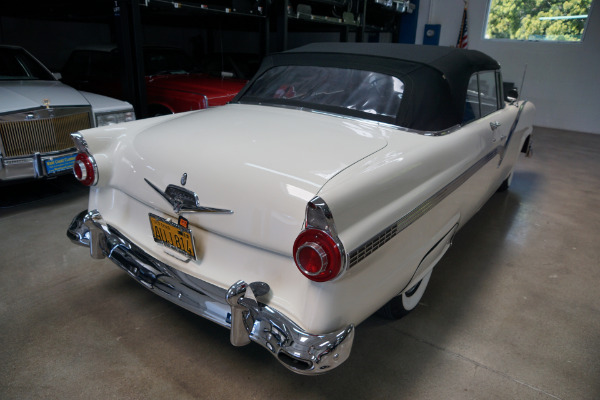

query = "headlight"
[95,110,136,126]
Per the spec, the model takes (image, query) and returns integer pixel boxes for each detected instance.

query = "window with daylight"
[485,0,594,42]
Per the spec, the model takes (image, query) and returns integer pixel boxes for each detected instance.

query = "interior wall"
[415,0,600,135]
[0,15,340,71]
[3,3,599,134]
[0,16,213,71]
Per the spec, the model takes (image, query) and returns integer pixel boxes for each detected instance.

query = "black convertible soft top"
[235,43,501,131]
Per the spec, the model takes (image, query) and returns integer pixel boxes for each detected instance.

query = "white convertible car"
[0,44,135,183]
[67,43,534,374]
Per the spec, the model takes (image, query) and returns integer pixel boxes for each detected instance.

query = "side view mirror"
[506,88,519,103]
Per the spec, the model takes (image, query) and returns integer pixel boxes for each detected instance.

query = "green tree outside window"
[485,0,593,41]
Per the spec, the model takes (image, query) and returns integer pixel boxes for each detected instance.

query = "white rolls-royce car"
[0,44,135,183]
[67,43,534,374]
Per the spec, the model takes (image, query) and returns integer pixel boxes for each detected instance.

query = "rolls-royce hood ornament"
[145,178,233,214]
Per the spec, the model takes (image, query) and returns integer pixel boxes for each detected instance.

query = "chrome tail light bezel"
[71,132,98,186]
[293,196,347,282]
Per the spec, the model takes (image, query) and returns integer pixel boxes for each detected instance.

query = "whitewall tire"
[377,270,432,320]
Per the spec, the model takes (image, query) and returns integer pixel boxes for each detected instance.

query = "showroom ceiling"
[2,1,267,29]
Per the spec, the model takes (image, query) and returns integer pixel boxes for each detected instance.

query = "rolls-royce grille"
[0,109,92,158]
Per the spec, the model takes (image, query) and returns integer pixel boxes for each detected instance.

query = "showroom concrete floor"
[0,127,599,400]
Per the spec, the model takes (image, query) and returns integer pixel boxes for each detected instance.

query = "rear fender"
[401,217,459,294]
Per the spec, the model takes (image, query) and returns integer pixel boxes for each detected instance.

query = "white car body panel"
[0,81,132,114]
[0,81,88,113]
[81,100,534,333]
[67,43,535,374]
[76,90,139,114]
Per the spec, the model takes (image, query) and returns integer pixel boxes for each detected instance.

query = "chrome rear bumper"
[67,209,354,375]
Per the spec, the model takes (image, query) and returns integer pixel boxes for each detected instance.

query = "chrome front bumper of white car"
[67,209,355,375]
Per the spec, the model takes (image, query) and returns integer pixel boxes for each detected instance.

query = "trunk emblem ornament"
[181,173,188,186]
[145,178,233,214]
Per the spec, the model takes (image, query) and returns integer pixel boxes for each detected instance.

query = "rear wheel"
[497,172,513,192]
[377,270,432,320]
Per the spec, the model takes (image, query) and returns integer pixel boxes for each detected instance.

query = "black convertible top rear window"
[242,66,404,123]
[235,43,501,131]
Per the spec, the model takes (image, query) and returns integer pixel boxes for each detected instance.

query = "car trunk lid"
[107,104,388,254]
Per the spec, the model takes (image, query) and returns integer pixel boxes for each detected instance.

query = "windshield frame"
[0,46,56,81]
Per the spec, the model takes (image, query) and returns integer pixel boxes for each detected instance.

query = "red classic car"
[61,45,248,116]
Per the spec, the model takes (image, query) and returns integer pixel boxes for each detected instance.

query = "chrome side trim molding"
[309,108,461,136]
[67,209,354,375]
[498,101,528,166]
[348,148,498,268]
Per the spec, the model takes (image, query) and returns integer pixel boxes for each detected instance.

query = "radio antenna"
[517,64,528,100]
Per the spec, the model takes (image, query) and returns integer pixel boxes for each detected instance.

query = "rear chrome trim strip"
[348,148,498,268]
[498,101,528,166]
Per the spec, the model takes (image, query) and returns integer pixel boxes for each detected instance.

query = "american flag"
[457,3,468,48]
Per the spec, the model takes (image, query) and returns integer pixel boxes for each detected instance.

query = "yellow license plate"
[149,213,196,259]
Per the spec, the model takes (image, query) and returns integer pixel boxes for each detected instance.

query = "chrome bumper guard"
[67,209,355,375]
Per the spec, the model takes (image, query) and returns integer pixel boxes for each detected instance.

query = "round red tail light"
[293,229,342,282]
[73,152,97,186]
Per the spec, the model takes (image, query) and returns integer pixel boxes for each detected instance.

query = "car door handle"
[490,121,501,130]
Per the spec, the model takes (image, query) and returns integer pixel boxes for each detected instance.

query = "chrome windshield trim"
[306,108,462,136]
[308,109,461,136]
